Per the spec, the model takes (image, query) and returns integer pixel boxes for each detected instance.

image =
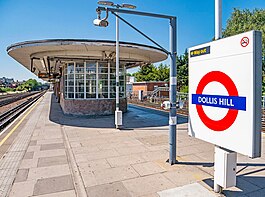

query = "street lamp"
[94,1,136,129]
[94,3,177,165]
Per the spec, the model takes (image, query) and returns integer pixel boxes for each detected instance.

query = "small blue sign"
[192,94,246,111]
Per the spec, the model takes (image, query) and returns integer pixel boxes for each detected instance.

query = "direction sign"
[188,31,262,158]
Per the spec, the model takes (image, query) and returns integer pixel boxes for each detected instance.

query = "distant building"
[0,77,15,88]
[132,81,169,98]
[132,81,169,92]
[126,76,135,95]
[0,77,14,84]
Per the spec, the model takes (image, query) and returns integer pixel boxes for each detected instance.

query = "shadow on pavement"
[49,94,188,129]
[202,166,265,196]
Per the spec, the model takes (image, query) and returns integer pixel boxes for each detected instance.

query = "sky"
[0,0,264,82]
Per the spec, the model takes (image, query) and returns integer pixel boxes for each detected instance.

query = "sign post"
[188,30,262,192]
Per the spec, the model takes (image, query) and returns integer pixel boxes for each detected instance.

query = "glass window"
[86,86,96,93]
[85,62,96,98]
[64,61,126,100]
[86,93,96,98]
[76,63,84,73]
[67,64,74,74]
[68,93,74,98]
[86,62,96,74]
[74,63,84,99]
[86,74,96,80]
[76,93,84,99]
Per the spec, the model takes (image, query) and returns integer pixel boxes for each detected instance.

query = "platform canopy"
[7,39,168,81]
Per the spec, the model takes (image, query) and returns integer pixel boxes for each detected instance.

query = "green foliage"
[177,51,188,92]
[133,63,169,82]
[132,54,188,92]
[223,8,265,94]
[223,8,265,65]
[0,87,15,92]
[16,79,40,91]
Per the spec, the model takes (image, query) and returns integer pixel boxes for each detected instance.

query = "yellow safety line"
[0,97,43,147]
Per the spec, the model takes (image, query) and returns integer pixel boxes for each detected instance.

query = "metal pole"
[215,0,222,39]
[115,12,122,129]
[169,17,177,165]
[214,0,222,193]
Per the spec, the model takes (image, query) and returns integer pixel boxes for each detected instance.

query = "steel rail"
[0,91,46,131]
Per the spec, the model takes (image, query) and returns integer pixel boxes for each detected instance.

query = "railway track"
[0,91,46,131]
[129,100,265,132]
[0,91,40,107]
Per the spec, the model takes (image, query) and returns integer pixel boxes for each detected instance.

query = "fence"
[127,90,265,130]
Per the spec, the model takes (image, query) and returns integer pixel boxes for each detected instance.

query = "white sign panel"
[188,31,262,158]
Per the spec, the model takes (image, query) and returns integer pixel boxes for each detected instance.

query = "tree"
[223,8,265,93]
[132,57,189,92]
[223,8,265,68]
[177,51,189,92]
[133,64,169,82]
[16,79,40,91]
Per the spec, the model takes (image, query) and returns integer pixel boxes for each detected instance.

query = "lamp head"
[93,18,109,27]
[98,1,114,6]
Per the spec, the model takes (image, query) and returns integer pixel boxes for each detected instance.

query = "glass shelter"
[64,61,126,100]
[7,39,167,115]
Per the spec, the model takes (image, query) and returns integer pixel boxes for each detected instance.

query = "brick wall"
[60,98,127,116]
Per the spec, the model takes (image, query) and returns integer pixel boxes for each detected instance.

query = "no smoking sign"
[241,37,249,47]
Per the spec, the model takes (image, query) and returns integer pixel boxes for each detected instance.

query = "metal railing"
[128,91,265,129]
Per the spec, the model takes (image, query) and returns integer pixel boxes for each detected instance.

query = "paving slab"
[37,155,68,167]
[23,151,34,159]
[40,143,65,151]
[245,188,265,197]
[37,139,64,145]
[33,149,66,159]
[79,171,98,188]
[74,149,120,162]
[222,177,262,196]
[14,169,29,182]
[93,165,140,185]
[29,140,37,146]
[77,159,111,172]
[122,174,175,196]
[158,183,218,197]
[163,165,211,187]
[9,180,36,197]
[132,161,166,176]
[33,175,74,196]
[27,145,41,152]
[33,190,76,197]
[107,154,146,167]
[27,162,70,180]
[86,182,131,197]
[115,145,149,155]
[19,158,38,169]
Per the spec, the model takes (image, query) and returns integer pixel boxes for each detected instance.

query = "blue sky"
[0,0,264,81]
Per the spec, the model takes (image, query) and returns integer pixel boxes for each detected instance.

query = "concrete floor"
[0,92,265,197]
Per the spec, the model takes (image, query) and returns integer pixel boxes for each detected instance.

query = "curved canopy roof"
[7,39,168,81]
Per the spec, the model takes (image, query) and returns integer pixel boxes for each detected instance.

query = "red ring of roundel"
[195,71,238,131]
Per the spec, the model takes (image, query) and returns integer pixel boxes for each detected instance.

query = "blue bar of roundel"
[192,94,246,111]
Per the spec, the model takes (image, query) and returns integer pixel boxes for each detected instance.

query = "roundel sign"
[188,30,262,158]
[192,71,246,131]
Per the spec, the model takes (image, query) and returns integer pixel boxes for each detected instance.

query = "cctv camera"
[93,19,109,27]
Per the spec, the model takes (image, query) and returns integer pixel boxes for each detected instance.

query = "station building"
[7,39,167,115]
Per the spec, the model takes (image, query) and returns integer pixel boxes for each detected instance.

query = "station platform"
[0,92,265,197]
